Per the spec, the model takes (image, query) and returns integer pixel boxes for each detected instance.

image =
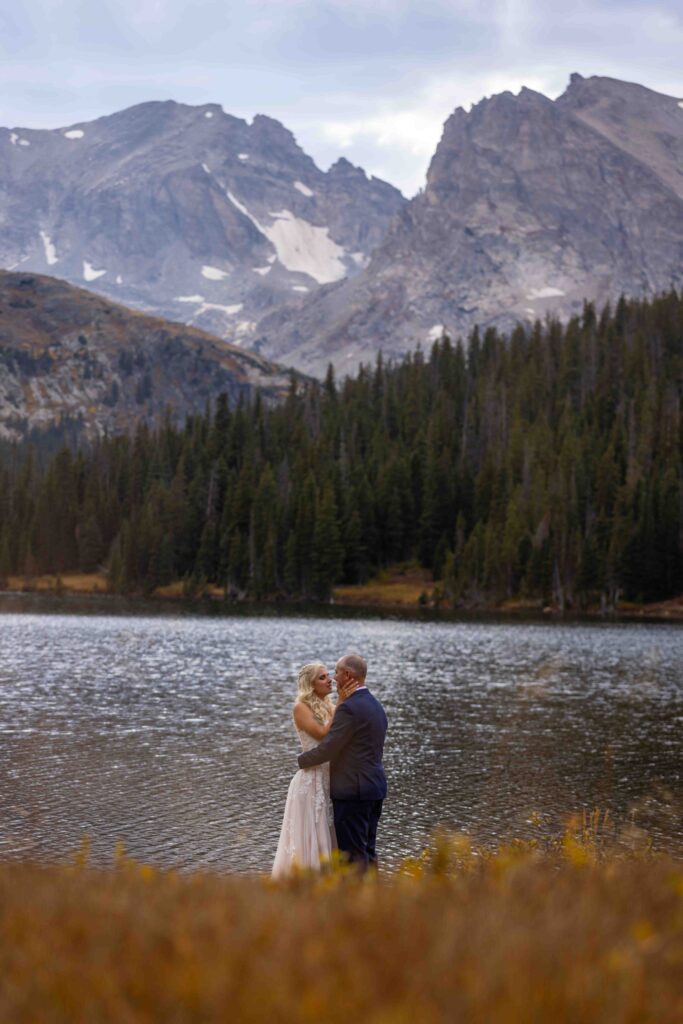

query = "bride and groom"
[272,653,388,877]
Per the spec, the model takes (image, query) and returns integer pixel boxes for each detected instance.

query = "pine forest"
[1,291,681,609]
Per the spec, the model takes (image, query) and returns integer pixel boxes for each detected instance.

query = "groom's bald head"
[337,654,367,682]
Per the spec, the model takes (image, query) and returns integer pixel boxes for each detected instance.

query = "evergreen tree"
[312,483,343,601]
[78,516,105,573]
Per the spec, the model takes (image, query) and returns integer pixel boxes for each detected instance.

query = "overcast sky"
[1,0,682,196]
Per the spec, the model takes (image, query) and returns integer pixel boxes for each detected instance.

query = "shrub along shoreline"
[1,821,682,1023]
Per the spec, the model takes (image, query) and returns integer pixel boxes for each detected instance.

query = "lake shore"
[1,569,682,622]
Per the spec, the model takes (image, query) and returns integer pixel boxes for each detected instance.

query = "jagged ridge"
[254,73,683,376]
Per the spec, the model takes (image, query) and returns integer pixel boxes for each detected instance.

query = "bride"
[271,662,356,878]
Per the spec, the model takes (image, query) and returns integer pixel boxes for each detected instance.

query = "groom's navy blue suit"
[298,687,388,869]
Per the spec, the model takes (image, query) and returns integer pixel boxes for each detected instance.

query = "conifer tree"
[312,483,343,601]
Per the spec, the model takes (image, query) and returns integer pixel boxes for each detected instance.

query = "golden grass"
[2,821,682,1023]
[334,581,427,605]
[6,573,108,593]
[3,575,228,601]
[153,580,190,598]
[154,580,225,600]
[334,567,433,607]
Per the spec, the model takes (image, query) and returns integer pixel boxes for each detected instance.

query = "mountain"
[254,74,683,376]
[0,101,405,351]
[0,271,292,441]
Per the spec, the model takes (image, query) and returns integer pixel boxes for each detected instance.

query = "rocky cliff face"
[0,272,292,441]
[0,101,404,351]
[255,74,683,377]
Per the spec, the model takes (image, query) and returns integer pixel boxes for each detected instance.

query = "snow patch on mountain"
[39,231,58,266]
[227,190,346,283]
[199,302,242,315]
[238,153,249,161]
[227,191,250,218]
[204,111,214,119]
[264,211,346,283]
[83,261,106,281]
[253,266,271,275]
[294,181,314,197]
[526,286,565,300]
[201,265,230,281]
[64,130,85,140]
[292,285,309,292]
[176,295,242,317]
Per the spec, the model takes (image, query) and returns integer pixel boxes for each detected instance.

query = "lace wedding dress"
[271,722,334,878]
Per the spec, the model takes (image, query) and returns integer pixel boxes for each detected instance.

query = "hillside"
[0,271,292,440]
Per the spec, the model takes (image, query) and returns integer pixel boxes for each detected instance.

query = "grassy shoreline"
[2,570,682,621]
[1,825,682,1023]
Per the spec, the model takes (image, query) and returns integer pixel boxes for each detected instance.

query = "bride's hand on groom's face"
[337,679,359,703]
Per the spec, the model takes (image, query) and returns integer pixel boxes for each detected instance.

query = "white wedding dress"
[271,721,335,878]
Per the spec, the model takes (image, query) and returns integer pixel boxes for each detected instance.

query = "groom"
[298,653,388,871]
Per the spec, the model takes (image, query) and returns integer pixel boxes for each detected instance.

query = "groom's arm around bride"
[298,654,388,871]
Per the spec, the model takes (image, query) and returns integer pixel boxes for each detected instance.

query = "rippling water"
[0,605,681,871]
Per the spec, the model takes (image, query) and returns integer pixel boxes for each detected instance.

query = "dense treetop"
[1,291,681,608]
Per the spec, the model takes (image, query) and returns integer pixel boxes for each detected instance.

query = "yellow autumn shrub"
[0,820,681,1023]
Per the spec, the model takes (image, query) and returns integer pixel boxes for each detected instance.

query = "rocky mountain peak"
[0,100,405,350]
[558,73,683,200]
[427,83,558,194]
[255,73,683,377]
[328,156,366,178]
[250,113,302,151]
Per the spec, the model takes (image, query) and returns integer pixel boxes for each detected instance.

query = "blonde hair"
[296,662,334,724]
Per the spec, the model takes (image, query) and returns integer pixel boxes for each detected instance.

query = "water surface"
[1,608,681,870]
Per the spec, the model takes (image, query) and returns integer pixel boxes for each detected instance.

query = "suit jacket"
[297,688,388,801]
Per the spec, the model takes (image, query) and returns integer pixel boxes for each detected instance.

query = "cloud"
[0,0,681,196]
[309,70,564,193]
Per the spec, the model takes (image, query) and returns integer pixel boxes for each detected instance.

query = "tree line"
[1,291,681,608]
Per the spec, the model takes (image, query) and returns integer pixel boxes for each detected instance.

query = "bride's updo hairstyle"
[296,662,334,724]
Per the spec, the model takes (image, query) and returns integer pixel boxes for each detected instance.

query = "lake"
[0,603,681,871]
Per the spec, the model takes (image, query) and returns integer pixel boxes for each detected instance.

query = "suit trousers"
[333,798,383,870]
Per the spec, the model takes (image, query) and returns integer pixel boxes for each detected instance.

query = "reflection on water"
[0,609,681,871]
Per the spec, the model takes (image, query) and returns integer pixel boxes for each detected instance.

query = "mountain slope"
[0,271,292,441]
[0,101,405,351]
[558,73,683,201]
[254,74,683,376]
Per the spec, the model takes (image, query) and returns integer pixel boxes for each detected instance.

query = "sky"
[1,0,682,197]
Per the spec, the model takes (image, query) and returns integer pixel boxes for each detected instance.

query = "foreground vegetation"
[0,290,681,608]
[1,820,682,1023]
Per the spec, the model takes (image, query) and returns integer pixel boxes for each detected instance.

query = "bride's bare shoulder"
[292,700,308,723]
